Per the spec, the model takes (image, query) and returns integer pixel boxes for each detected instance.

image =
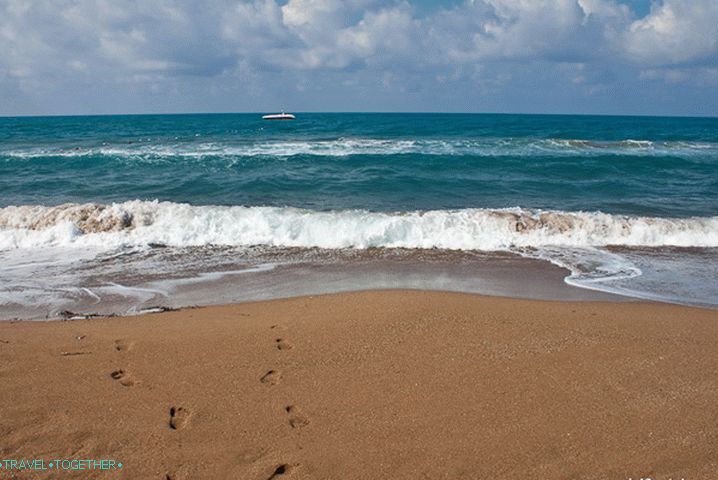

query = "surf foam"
[2,201,717,251]
[3,138,716,160]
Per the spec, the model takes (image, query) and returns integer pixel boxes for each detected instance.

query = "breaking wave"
[2,138,717,160]
[2,201,717,251]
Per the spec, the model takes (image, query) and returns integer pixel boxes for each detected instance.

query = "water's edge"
[0,249,649,321]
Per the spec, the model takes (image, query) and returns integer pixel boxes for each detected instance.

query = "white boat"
[262,111,295,120]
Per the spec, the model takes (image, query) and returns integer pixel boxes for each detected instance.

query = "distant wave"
[2,201,717,251]
[2,138,717,160]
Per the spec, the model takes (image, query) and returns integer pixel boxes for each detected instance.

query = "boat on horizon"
[262,111,295,120]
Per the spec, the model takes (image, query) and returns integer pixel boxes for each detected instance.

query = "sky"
[0,0,717,117]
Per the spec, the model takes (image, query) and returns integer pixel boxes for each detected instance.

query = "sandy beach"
[1,290,718,479]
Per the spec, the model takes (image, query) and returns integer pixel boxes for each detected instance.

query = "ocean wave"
[1,201,717,251]
[546,139,654,149]
[2,137,716,160]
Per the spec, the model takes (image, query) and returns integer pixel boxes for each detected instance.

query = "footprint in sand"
[110,369,135,387]
[60,351,91,356]
[285,406,309,429]
[275,338,293,351]
[267,464,294,479]
[114,339,133,352]
[169,406,190,430]
[260,370,282,385]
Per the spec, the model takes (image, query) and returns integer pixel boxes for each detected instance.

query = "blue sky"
[1,0,716,116]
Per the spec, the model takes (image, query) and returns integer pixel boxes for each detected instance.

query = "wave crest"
[0,203,138,233]
[1,201,717,251]
[3,138,716,160]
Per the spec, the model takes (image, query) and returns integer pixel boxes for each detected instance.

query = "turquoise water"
[2,113,717,215]
[1,113,717,317]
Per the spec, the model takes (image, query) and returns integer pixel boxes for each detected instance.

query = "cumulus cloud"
[624,0,718,65]
[425,0,632,64]
[0,0,716,114]
[0,0,235,79]
[225,0,420,70]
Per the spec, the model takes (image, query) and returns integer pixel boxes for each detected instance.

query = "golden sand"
[1,291,717,479]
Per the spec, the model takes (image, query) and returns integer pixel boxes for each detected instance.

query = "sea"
[1,113,717,319]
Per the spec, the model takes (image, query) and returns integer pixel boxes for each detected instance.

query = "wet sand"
[2,248,626,321]
[1,290,717,479]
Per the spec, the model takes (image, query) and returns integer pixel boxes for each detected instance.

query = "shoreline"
[1,250,636,321]
[1,285,636,323]
[2,290,718,478]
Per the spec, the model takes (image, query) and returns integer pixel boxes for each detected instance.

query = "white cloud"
[337,6,419,65]
[425,0,633,65]
[0,0,716,114]
[475,0,586,57]
[624,0,718,65]
[2,0,716,78]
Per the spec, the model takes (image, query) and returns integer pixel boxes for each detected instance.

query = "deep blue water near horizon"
[2,112,717,216]
[1,112,717,317]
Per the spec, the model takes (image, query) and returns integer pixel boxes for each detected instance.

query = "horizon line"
[2,111,717,120]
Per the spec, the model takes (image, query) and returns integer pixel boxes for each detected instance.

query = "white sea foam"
[3,138,716,159]
[2,202,717,317]
[2,201,717,252]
